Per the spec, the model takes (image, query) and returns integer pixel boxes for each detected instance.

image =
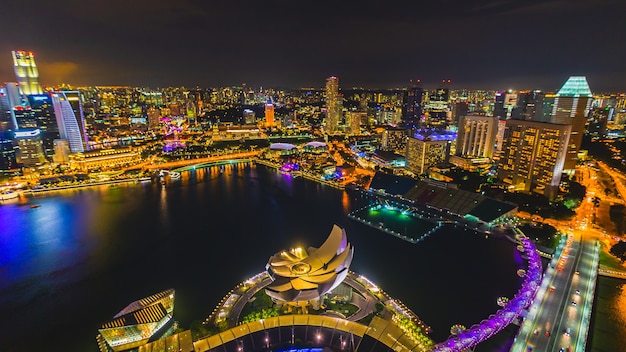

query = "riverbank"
[22,177,152,195]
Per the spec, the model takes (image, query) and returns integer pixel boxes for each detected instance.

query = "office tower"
[51,91,88,153]
[425,87,450,127]
[511,91,527,120]
[0,88,14,131]
[243,109,256,124]
[26,94,58,158]
[325,76,340,134]
[146,107,161,130]
[455,115,498,158]
[405,129,456,175]
[376,107,402,125]
[14,129,46,167]
[53,139,70,163]
[534,92,556,122]
[381,126,408,153]
[451,101,469,126]
[498,119,571,200]
[551,76,593,171]
[402,84,423,129]
[12,51,43,95]
[13,105,36,129]
[493,92,506,118]
[508,90,538,121]
[431,87,450,103]
[587,107,611,137]
[493,118,508,160]
[346,111,365,135]
[0,130,17,173]
[265,99,274,127]
[0,83,23,131]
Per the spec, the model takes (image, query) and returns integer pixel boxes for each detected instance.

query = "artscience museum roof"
[265,225,354,303]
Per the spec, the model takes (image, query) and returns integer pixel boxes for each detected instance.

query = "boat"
[169,171,181,180]
[0,190,19,201]
[30,204,40,209]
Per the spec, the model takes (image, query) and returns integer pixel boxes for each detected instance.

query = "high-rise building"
[243,109,256,125]
[381,127,408,153]
[0,83,23,131]
[325,76,340,134]
[511,90,541,121]
[402,85,424,129]
[0,130,18,173]
[14,129,46,168]
[534,92,556,122]
[424,87,450,127]
[0,87,14,131]
[14,105,36,129]
[51,91,88,153]
[26,94,58,158]
[265,100,274,127]
[493,92,506,119]
[146,107,161,130]
[587,107,611,137]
[451,101,469,126]
[12,50,43,95]
[405,130,455,175]
[455,115,498,159]
[551,76,593,171]
[53,139,70,163]
[346,111,365,135]
[497,119,571,200]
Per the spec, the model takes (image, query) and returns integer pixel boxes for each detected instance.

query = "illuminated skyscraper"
[454,115,497,158]
[551,76,593,171]
[0,87,14,131]
[381,126,408,153]
[12,51,43,95]
[325,76,340,134]
[425,87,450,127]
[402,84,424,129]
[405,130,456,175]
[265,99,274,127]
[51,91,88,153]
[498,119,571,200]
[451,114,498,171]
[14,129,46,167]
[0,83,22,131]
[587,107,611,137]
[0,130,18,173]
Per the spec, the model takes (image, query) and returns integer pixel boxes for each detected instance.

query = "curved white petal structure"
[265,225,354,304]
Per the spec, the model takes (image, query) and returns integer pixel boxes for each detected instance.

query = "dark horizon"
[1,0,625,93]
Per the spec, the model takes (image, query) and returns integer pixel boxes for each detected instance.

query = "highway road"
[512,235,599,352]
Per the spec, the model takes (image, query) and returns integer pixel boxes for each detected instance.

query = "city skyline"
[0,0,625,92]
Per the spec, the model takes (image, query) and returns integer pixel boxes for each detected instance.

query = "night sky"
[1,0,624,91]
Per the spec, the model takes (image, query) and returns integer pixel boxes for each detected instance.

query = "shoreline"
[21,177,152,195]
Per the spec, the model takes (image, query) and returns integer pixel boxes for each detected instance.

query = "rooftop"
[556,76,592,97]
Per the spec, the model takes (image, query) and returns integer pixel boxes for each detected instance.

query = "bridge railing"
[431,229,543,352]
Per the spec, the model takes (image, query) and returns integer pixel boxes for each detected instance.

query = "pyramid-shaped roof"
[556,76,592,97]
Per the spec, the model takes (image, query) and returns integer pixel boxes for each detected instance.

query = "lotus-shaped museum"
[265,225,354,305]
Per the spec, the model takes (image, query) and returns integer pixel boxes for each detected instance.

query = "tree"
[610,241,626,261]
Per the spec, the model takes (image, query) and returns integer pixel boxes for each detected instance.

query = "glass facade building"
[12,51,43,95]
[51,91,88,153]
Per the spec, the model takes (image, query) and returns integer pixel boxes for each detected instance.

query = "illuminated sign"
[14,129,41,138]
[30,95,49,101]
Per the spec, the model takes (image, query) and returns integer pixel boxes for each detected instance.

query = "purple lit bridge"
[431,227,542,352]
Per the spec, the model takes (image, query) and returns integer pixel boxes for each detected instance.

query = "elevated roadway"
[512,234,599,352]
